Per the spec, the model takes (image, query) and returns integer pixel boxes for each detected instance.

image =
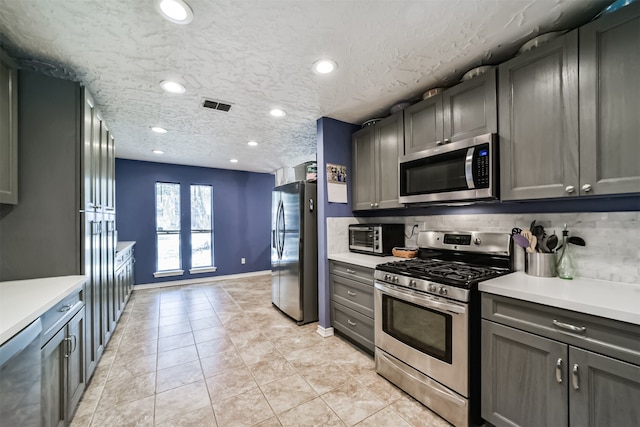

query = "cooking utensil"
[526,235,537,254]
[532,225,546,252]
[512,234,530,249]
[568,236,586,246]
[530,220,536,232]
[546,233,559,252]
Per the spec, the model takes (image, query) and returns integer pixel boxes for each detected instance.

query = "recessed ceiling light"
[313,59,337,74]
[247,141,258,146]
[151,126,168,134]
[154,0,194,24]
[230,159,239,163]
[270,108,286,118]
[153,150,164,154]
[160,80,186,94]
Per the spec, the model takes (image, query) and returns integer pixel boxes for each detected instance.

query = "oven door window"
[400,149,468,195]
[350,229,373,248]
[381,294,452,364]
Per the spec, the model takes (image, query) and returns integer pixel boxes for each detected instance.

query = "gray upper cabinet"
[352,111,403,211]
[499,31,580,200]
[403,93,443,154]
[403,69,497,154]
[352,125,376,211]
[501,3,640,201]
[443,68,497,142]
[579,2,640,196]
[0,51,18,205]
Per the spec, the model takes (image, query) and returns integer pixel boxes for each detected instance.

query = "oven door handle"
[375,282,466,314]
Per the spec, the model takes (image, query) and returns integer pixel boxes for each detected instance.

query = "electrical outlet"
[241,258,246,264]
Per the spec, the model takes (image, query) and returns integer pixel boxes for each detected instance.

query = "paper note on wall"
[327,163,348,203]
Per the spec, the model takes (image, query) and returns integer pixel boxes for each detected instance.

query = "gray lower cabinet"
[500,3,639,200]
[481,293,640,427]
[403,68,497,154]
[352,112,403,211]
[0,50,18,205]
[115,244,135,321]
[42,304,86,427]
[329,261,375,353]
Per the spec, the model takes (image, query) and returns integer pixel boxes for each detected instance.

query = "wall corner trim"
[316,325,335,338]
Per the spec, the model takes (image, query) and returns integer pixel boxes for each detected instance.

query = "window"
[155,182,181,274]
[190,185,213,269]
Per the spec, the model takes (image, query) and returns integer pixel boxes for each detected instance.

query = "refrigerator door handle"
[279,200,285,259]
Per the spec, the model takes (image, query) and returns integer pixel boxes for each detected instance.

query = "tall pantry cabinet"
[0,70,120,382]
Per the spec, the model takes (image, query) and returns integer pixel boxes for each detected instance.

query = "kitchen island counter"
[480,272,640,325]
[0,275,86,345]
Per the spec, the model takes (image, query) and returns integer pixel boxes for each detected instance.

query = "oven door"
[374,281,469,396]
[349,226,376,254]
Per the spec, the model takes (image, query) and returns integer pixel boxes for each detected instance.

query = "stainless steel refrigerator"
[271,181,318,325]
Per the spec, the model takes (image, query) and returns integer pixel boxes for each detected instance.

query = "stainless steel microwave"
[398,133,498,204]
[349,224,405,256]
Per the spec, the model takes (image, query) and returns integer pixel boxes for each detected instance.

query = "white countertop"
[480,272,640,325]
[0,275,86,346]
[116,240,136,252]
[328,252,406,269]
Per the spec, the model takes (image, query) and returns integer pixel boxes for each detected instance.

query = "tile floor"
[70,275,451,427]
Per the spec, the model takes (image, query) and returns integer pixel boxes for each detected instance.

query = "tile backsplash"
[327,212,640,285]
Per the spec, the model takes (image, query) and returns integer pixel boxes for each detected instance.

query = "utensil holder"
[525,253,557,277]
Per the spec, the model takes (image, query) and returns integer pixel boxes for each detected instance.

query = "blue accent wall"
[115,159,274,285]
[317,117,359,328]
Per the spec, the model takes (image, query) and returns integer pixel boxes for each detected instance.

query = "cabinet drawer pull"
[555,358,563,383]
[346,269,356,274]
[347,319,357,327]
[59,304,73,312]
[347,290,357,297]
[71,334,77,353]
[572,364,579,390]
[553,319,586,334]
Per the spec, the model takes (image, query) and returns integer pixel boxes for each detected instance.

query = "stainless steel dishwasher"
[0,318,42,426]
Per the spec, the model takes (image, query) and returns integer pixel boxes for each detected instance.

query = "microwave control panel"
[473,143,491,188]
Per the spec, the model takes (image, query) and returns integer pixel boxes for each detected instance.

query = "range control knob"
[439,287,448,296]
[384,274,391,281]
[409,280,417,288]
[393,276,399,283]
[474,237,481,245]
[428,284,437,293]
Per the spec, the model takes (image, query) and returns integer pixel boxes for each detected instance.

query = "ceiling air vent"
[202,99,232,112]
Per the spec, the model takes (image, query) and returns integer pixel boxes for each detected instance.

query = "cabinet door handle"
[347,319,357,327]
[346,269,356,274]
[71,334,77,353]
[347,290,357,297]
[581,184,592,193]
[553,319,586,334]
[572,364,580,390]
[436,140,443,146]
[565,185,575,194]
[555,358,563,383]
[370,203,374,208]
[64,337,72,358]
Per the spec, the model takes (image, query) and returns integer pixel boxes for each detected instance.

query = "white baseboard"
[316,325,334,338]
[134,270,271,290]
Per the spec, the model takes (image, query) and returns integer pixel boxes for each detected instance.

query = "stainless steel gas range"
[374,231,513,427]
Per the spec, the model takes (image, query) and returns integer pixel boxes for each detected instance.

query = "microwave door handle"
[465,148,475,189]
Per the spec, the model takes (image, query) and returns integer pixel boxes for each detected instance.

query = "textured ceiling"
[0,0,607,173]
